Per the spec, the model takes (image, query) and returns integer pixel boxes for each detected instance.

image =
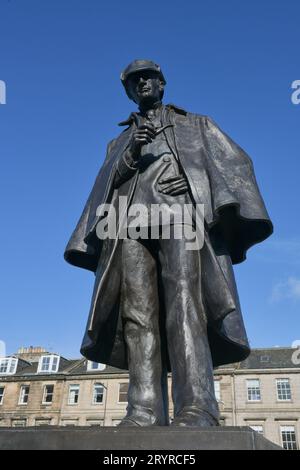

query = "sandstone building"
[0,346,299,449]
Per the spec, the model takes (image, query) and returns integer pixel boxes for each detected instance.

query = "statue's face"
[126,70,164,105]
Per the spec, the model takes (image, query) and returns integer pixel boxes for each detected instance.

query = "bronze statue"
[64,60,273,427]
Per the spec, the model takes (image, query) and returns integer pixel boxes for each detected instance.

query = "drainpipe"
[231,370,237,426]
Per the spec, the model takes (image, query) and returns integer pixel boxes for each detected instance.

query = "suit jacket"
[64,104,273,368]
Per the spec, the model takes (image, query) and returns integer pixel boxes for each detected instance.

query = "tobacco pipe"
[154,124,174,136]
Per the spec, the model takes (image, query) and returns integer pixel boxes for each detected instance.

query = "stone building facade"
[0,346,299,449]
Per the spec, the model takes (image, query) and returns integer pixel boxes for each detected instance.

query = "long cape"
[64,104,273,368]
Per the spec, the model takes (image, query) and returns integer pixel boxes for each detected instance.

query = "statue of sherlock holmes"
[64,59,273,427]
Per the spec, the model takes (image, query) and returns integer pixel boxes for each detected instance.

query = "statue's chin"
[138,95,158,109]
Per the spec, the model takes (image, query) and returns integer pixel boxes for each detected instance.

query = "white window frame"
[0,358,18,375]
[68,384,80,405]
[214,380,221,402]
[0,386,5,405]
[92,383,104,405]
[37,355,60,374]
[87,361,106,372]
[276,378,292,401]
[11,419,27,427]
[118,383,129,404]
[280,425,298,450]
[35,418,51,426]
[42,384,54,404]
[246,379,261,402]
[18,384,30,405]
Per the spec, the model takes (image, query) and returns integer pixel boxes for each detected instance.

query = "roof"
[237,347,300,370]
[0,347,299,379]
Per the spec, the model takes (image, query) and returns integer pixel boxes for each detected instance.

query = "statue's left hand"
[158,175,188,196]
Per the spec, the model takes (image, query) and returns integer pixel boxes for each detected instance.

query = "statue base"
[0,426,281,450]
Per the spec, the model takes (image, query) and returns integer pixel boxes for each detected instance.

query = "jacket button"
[163,155,171,162]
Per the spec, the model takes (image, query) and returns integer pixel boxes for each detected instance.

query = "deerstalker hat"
[120,59,166,86]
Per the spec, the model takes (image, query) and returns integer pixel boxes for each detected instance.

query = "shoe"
[118,417,141,427]
[171,407,219,427]
[118,407,164,427]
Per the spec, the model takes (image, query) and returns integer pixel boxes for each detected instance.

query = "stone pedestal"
[0,426,281,450]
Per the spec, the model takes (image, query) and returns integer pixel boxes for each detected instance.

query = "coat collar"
[118,103,187,127]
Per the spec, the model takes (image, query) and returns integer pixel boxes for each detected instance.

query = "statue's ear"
[159,80,165,91]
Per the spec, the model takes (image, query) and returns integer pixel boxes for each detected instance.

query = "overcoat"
[64,104,273,369]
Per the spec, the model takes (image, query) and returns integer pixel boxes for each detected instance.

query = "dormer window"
[37,355,60,374]
[87,361,106,372]
[0,358,18,375]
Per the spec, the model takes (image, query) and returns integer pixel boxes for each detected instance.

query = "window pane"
[12,419,26,427]
[119,383,128,402]
[276,379,291,401]
[214,381,221,401]
[0,359,9,373]
[39,355,60,373]
[68,385,79,404]
[9,359,17,374]
[0,358,17,375]
[43,385,54,403]
[19,385,30,404]
[35,419,51,426]
[246,379,261,401]
[93,384,104,403]
[281,426,298,450]
[0,386,4,404]
[51,356,58,372]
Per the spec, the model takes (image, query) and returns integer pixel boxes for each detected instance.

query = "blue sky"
[0,0,299,358]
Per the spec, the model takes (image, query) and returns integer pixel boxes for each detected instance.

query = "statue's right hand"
[128,123,156,160]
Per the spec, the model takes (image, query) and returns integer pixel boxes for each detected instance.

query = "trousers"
[120,229,219,425]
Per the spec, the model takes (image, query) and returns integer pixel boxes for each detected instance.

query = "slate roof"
[237,347,299,370]
[1,347,299,379]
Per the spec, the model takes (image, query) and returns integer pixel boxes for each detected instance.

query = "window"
[280,426,298,450]
[68,384,80,405]
[87,361,106,371]
[86,420,104,427]
[276,379,292,401]
[214,380,221,401]
[42,384,54,404]
[250,425,264,434]
[0,358,18,375]
[0,386,4,404]
[93,383,104,404]
[18,385,30,405]
[37,355,60,373]
[12,419,26,427]
[118,383,129,403]
[61,419,78,427]
[246,379,261,401]
[35,419,51,426]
